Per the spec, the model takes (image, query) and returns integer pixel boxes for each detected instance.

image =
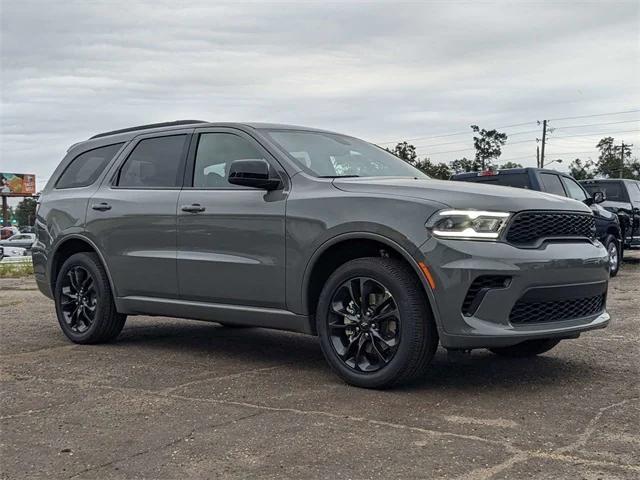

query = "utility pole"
[540,120,548,168]
[536,145,540,168]
[619,142,626,178]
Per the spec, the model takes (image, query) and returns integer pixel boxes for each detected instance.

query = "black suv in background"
[452,168,623,276]
[581,179,640,251]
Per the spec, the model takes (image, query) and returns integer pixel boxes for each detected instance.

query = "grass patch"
[0,260,34,278]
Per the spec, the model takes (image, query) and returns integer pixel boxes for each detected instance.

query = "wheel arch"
[302,232,437,334]
[49,235,117,297]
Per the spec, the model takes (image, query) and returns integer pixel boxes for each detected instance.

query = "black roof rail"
[89,120,208,140]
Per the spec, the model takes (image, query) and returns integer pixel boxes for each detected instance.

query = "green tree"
[449,157,482,174]
[15,197,37,227]
[388,141,418,163]
[568,158,596,180]
[594,137,638,179]
[470,125,508,170]
[414,159,451,179]
[499,161,523,169]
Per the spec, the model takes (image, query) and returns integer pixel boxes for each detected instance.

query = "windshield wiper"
[319,175,360,178]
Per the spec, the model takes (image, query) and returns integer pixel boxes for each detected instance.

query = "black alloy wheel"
[54,252,126,344]
[60,266,98,334]
[316,257,439,389]
[328,277,400,372]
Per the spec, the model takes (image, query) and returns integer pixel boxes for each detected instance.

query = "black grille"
[506,211,595,246]
[509,294,605,324]
[462,275,511,316]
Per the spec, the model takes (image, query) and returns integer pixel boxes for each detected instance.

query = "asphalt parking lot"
[1,254,639,479]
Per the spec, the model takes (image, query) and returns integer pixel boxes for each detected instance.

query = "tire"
[217,323,251,328]
[603,234,620,277]
[489,338,561,358]
[54,252,126,344]
[316,257,438,389]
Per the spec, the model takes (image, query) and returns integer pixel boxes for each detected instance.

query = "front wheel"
[54,252,126,344]
[489,338,561,357]
[603,234,620,277]
[316,257,438,389]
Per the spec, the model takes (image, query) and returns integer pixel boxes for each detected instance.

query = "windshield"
[262,129,427,178]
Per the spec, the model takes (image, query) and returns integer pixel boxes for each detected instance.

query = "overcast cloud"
[1,0,639,190]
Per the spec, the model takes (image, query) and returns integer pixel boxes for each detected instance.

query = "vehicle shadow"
[114,319,598,392]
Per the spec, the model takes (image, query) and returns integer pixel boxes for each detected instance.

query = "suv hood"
[333,177,591,213]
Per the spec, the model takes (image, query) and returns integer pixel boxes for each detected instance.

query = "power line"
[374,121,537,145]
[552,119,639,130]
[551,128,640,140]
[548,109,640,122]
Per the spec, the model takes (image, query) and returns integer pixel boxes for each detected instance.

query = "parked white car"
[0,233,36,250]
[0,245,28,260]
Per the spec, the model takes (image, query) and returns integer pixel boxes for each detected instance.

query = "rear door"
[176,127,287,308]
[85,130,192,299]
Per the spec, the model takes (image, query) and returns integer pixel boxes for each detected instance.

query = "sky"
[1,0,639,196]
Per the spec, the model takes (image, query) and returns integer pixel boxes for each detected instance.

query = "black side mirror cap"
[593,191,606,204]
[227,159,282,190]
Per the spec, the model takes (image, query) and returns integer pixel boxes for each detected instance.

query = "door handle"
[91,202,112,211]
[181,204,206,213]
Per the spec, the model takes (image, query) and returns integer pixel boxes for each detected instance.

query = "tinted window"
[539,173,566,196]
[462,173,530,188]
[627,182,640,203]
[193,133,266,188]
[560,177,587,201]
[582,181,629,202]
[117,135,187,188]
[56,143,123,189]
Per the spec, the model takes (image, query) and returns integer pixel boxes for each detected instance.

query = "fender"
[49,233,119,299]
[300,231,442,329]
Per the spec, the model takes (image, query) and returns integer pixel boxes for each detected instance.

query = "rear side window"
[539,173,566,196]
[117,135,187,188]
[56,143,124,189]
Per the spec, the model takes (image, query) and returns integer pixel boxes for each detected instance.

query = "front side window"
[56,143,124,189]
[539,173,566,197]
[560,177,587,201]
[117,135,187,188]
[262,129,427,178]
[193,133,267,188]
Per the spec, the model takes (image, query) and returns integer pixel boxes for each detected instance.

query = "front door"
[85,130,191,299]
[177,128,287,309]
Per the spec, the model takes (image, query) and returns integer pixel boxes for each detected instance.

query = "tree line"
[386,126,639,181]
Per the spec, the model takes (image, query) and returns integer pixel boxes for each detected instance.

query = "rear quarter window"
[56,143,124,189]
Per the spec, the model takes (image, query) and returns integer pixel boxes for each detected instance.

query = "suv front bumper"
[420,238,610,349]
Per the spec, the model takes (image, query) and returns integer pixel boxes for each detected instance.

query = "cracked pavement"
[1,253,639,479]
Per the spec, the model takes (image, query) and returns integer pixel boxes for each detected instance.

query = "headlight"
[426,210,511,240]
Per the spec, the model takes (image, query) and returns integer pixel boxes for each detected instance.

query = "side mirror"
[593,191,606,204]
[228,159,281,190]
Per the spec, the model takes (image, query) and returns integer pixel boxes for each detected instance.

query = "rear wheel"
[489,338,560,357]
[54,252,126,344]
[316,257,438,389]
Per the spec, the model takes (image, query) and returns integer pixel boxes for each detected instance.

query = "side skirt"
[115,296,314,334]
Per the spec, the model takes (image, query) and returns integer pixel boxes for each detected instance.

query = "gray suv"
[34,121,610,388]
